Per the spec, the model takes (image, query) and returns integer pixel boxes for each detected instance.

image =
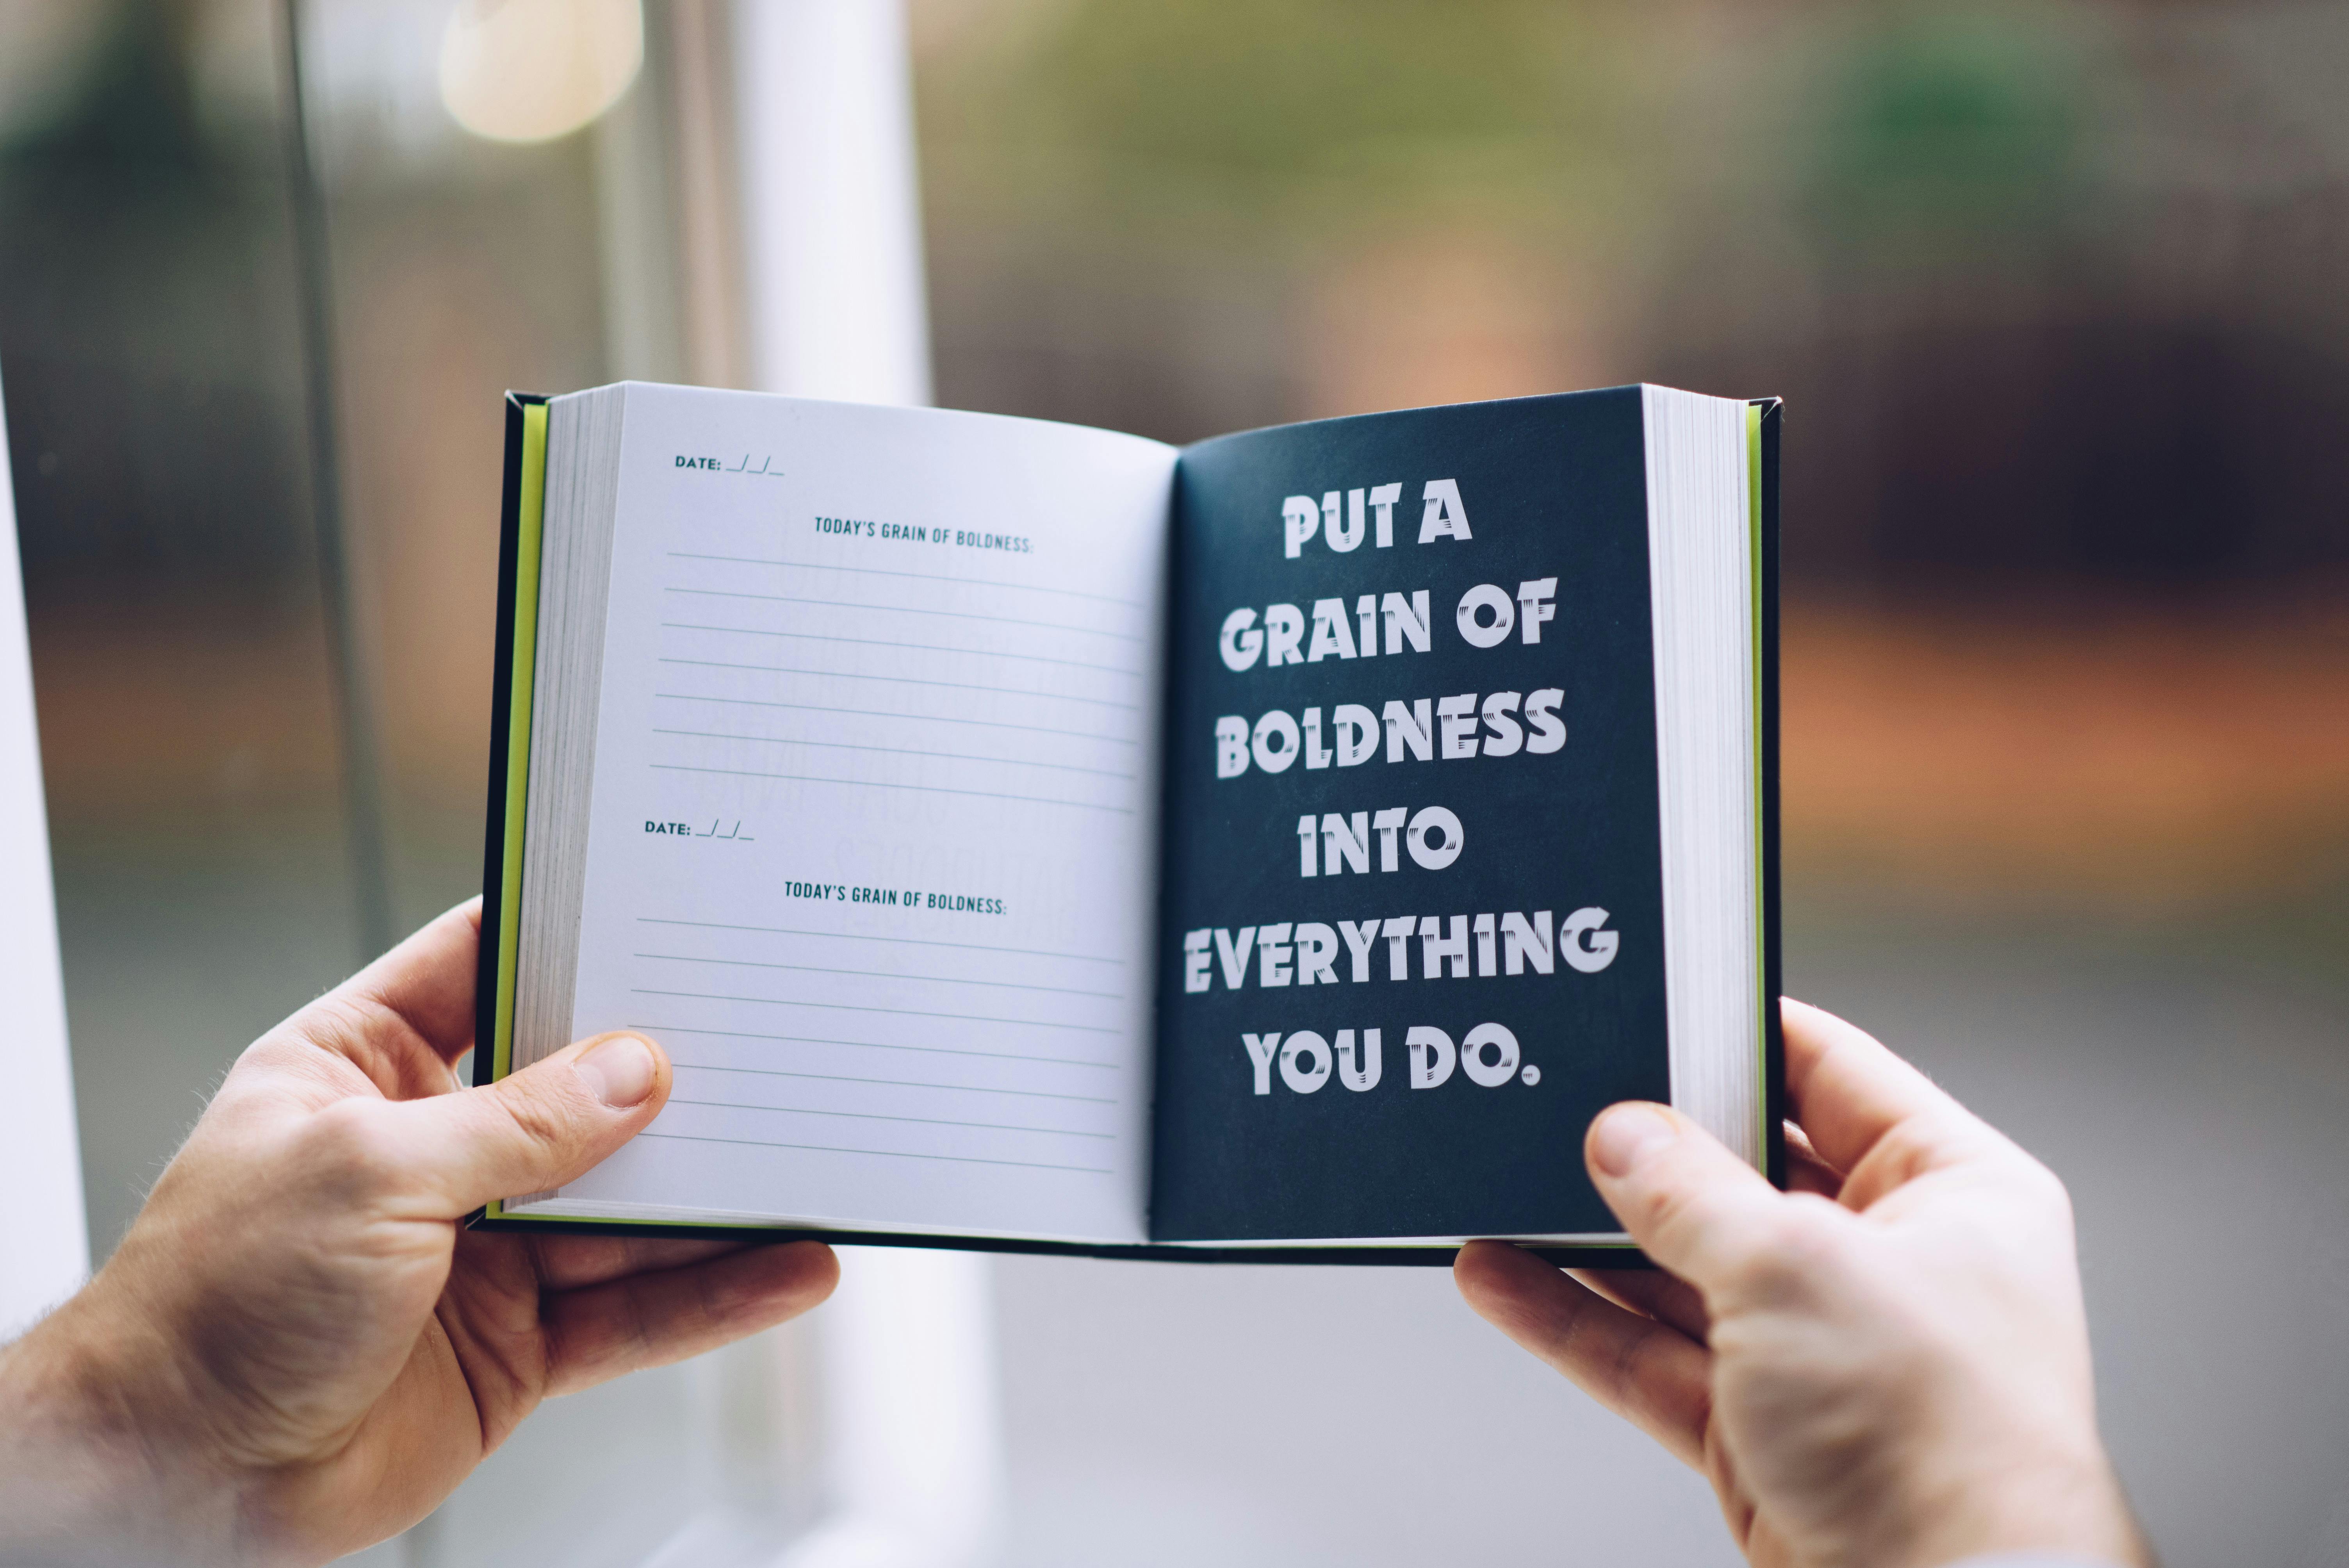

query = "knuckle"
[1634,1172,1705,1245]
[2012,1152,2074,1217]
[1865,1113,1948,1188]
[296,993,378,1060]
[1728,1198,1845,1299]
[1633,1152,1733,1240]
[492,1078,586,1165]
[693,1260,734,1329]
[293,1097,410,1199]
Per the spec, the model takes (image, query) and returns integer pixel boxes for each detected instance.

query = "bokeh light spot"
[438,0,643,145]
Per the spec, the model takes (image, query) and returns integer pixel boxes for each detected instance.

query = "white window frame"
[0,356,90,1342]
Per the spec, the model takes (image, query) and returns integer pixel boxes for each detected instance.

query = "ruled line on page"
[671,1062,1118,1104]
[631,1023,1120,1068]
[663,587,1141,640]
[629,990,1123,1033]
[635,917,1124,964]
[636,1131,1113,1174]
[651,693,1140,746]
[632,952,1124,1000]
[660,624,1142,675]
[646,764,1136,814]
[665,553,1142,607]
[649,729,1138,780]
[618,491,1162,1225]
[667,1098,1114,1139]
[656,659,1140,710]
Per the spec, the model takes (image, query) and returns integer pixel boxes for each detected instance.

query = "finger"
[1584,1102,1799,1294]
[1781,998,1980,1178]
[1569,1266,1711,1342]
[252,901,486,1104]
[383,1031,672,1216]
[1783,1121,1843,1199]
[1454,1241,1711,1469]
[528,1232,755,1292]
[544,1240,839,1395]
[346,898,485,1065]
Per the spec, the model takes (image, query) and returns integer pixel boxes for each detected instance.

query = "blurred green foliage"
[1037,0,1563,178]
[918,0,1647,239]
[921,0,2117,259]
[1808,7,2093,249]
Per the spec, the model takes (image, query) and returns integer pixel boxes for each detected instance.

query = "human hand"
[1456,999,2149,1568]
[0,900,837,1568]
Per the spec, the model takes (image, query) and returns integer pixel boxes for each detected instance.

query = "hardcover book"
[472,382,1782,1265]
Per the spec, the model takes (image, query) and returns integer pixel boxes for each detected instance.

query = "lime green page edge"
[483,404,544,1224]
[1748,401,1767,1167]
[491,401,547,1089]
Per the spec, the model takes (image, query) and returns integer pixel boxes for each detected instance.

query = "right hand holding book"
[1454,998,2152,1568]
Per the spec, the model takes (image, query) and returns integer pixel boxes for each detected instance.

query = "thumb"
[1585,1102,1795,1293]
[388,1031,672,1216]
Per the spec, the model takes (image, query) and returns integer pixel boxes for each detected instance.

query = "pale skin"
[1455,998,2153,1568]
[0,900,838,1568]
[2,906,2149,1568]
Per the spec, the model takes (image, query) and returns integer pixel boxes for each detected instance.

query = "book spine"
[1754,398,1786,1192]
[472,393,549,1092]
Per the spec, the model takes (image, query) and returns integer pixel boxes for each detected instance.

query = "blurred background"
[4,0,2347,1563]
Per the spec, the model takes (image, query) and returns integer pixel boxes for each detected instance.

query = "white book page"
[522,385,1173,1245]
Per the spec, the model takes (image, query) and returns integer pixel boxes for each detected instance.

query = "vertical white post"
[734,0,932,408]
[783,1247,1005,1568]
[730,8,1002,1568]
[0,360,89,1340]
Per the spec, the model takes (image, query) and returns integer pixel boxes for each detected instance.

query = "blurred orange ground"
[1781,596,2349,908]
[28,592,2349,910]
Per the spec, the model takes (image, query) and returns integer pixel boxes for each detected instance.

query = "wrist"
[1901,1441,2150,1568]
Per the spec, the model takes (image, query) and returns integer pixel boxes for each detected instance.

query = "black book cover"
[1155,390,1675,1242]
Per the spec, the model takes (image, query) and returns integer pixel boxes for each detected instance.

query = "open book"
[472,383,1782,1263]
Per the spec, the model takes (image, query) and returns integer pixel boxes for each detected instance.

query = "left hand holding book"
[0,899,836,1568]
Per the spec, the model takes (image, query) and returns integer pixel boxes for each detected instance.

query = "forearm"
[0,1303,248,1568]
[1942,1556,2144,1568]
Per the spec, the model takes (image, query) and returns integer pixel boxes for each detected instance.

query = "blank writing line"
[635,951,1123,1000]
[630,989,1121,1033]
[665,587,1139,641]
[673,1062,1117,1104]
[667,552,1141,607]
[637,1130,1110,1174]
[648,763,1134,815]
[663,624,1141,676]
[670,1098,1113,1139]
[657,659,1139,711]
[650,729,1136,780]
[637,917,1123,965]
[632,1023,1118,1068]
[652,693,1137,747]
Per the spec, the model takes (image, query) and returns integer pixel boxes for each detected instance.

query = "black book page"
[1151,390,1669,1242]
